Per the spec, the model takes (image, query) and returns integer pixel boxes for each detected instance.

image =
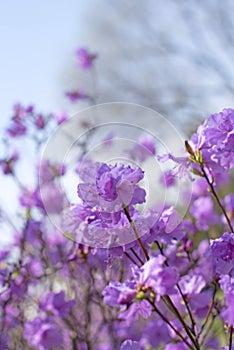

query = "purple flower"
[160,170,176,187]
[159,108,234,181]
[141,318,170,347]
[120,339,141,350]
[24,317,63,350]
[209,233,234,277]
[77,162,146,212]
[222,194,234,228]
[38,159,66,184]
[158,153,192,180]
[101,132,114,148]
[179,274,206,295]
[65,89,87,102]
[190,196,218,231]
[137,255,179,298]
[149,206,185,244]
[75,47,97,69]
[39,183,65,214]
[19,189,38,208]
[219,274,234,325]
[103,281,137,306]
[53,111,68,124]
[0,151,19,175]
[40,291,75,317]
[190,108,234,173]
[127,134,156,162]
[35,114,45,129]
[7,121,27,137]
[12,103,27,120]
[0,336,8,350]
[16,219,42,246]
[28,257,43,278]
[103,254,178,310]
[120,300,152,323]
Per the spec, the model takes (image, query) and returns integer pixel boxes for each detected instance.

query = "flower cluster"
[1,45,234,350]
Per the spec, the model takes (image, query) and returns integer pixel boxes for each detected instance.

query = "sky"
[0,1,88,127]
[0,1,91,244]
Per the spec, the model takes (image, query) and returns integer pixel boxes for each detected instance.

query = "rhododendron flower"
[103,254,179,308]
[0,150,19,175]
[38,159,66,184]
[53,111,68,124]
[77,161,146,211]
[39,291,75,317]
[127,134,156,162]
[7,121,27,137]
[160,170,176,187]
[209,233,234,277]
[219,274,234,325]
[75,47,97,69]
[65,89,87,102]
[190,196,218,230]
[189,108,234,173]
[148,206,184,244]
[24,318,63,350]
[40,183,65,214]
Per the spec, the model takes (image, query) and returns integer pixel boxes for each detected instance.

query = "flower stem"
[201,166,234,233]
[229,325,233,350]
[197,281,217,340]
[124,251,139,266]
[148,299,194,349]
[163,295,200,350]
[123,206,149,261]
[155,241,197,336]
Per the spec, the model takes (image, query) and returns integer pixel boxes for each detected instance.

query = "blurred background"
[1,0,234,134]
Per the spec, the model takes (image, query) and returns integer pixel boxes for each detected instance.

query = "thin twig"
[201,166,233,232]
[148,299,194,350]
[123,206,149,261]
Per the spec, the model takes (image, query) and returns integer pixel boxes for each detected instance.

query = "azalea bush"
[0,48,234,350]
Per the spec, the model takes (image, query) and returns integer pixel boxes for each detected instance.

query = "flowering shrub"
[1,48,234,350]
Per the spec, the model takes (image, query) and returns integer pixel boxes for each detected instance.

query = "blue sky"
[0,1,87,127]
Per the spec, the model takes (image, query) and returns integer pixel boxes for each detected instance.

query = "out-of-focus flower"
[219,274,234,325]
[38,159,66,184]
[190,196,218,231]
[127,134,156,162]
[35,114,45,129]
[209,233,234,277]
[160,170,176,187]
[120,339,141,350]
[53,111,68,125]
[148,206,184,244]
[40,183,65,214]
[24,318,63,350]
[103,281,137,306]
[65,89,87,102]
[0,151,19,175]
[222,194,234,228]
[7,121,27,137]
[75,47,97,69]
[158,153,192,180]
[40,291,75,317]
